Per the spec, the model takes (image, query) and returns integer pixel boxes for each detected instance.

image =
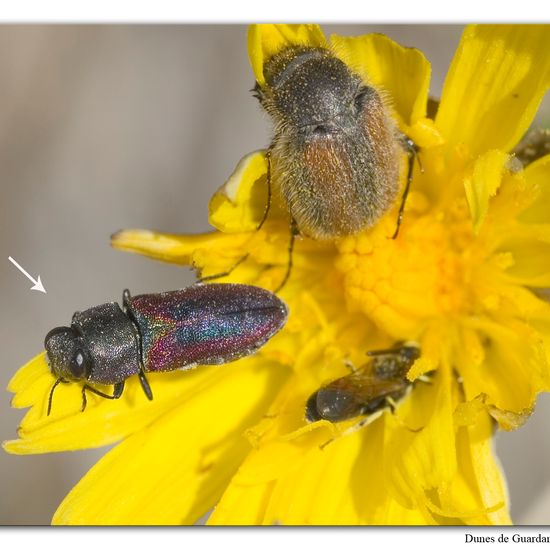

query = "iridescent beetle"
[305,342,427,447]
[45,283,288,414]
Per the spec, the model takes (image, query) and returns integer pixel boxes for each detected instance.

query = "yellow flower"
[4,24,550,525]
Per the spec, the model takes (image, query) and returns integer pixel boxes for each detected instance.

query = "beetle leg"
[257,149,272,231]
[274,217,299,293]
[81,381,125,412]
[196,253,250,284]
[197,151,272,283]
[391,137,420,240]
[138,367,153,401]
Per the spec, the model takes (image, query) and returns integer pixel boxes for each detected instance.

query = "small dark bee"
[305,343,425,447]
[253,46,417,289]
[44,283,288,415]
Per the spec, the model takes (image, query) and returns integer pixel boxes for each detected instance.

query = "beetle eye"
[70,349,90,379]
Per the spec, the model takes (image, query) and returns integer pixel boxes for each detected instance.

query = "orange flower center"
[335,194,485,339]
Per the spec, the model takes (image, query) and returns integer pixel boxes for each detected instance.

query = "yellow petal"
[209,368,371,525]
[481,166,537,232]
[111,228,248,266]
[453,391,530,435]
[454,395,486,428]
[330,32,443,148]
[436,25,550,157]
[372,497,429,525]
[6,352,52,409]
[463,149,509,233]
[451,411,511,525]
[461,316,549,413]
[385,366,456,510]
[248,24,327,86]
[499,233,550,287]
[208,150,269,233]
[266,431,366,525]
[111,221,322,292]
[487,403,532,431]
[110,228,197,264]
[208,479,276,525]
[211,416,427,525]
[519,154,550,224]
[4,351,259,454]
[52,359,288,525]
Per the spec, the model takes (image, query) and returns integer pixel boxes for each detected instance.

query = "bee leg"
[392,138,419,240]
[196,253,250,283]
[386,396,397,414]
[344,358,358,374]
[385,396,423,433]
[274,217,299,293]
[47,377,70,416]
[81,381,125,412]
[257,150,272,230]
[319,410,384,450]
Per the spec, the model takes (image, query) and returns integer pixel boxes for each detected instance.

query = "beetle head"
[44,326,91,381]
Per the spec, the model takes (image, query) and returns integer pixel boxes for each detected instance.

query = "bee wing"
[324,368,408,404]
[127,284,287,372]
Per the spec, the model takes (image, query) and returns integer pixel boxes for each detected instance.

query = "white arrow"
[8,256,47,294]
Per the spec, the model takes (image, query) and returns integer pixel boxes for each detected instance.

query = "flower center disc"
[336,196,481,339]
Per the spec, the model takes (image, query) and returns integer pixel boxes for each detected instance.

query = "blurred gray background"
[0,25,549,525]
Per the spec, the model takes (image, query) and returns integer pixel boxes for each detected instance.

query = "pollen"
[336,195,484,339]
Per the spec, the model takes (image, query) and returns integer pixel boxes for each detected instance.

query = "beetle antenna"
[47,377,68,416]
